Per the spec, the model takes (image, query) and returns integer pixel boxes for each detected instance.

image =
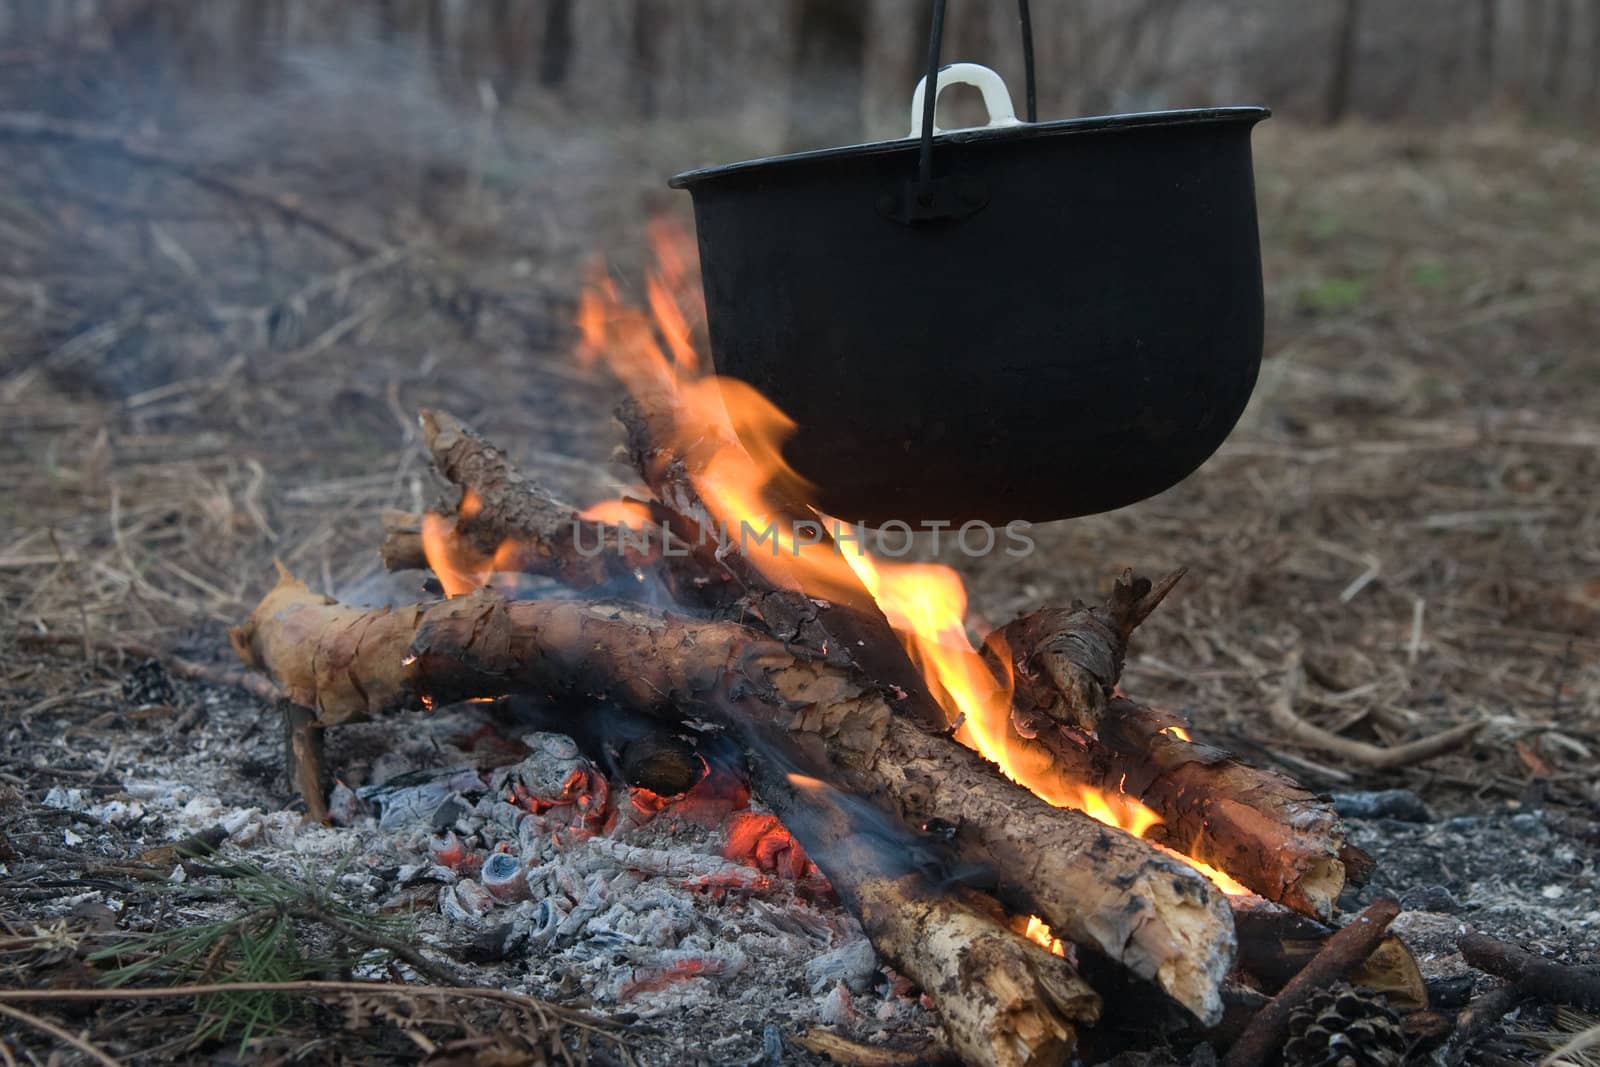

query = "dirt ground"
[2,46,1598,1066]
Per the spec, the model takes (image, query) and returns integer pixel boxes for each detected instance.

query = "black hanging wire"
[1018,0,1038,122]
[917,0,949,184]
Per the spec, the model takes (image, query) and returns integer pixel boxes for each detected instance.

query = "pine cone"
[1282,983,1407,1067]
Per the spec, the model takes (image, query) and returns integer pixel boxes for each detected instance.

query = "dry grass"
[3,106,1598,803]
[0,47,1597,1065]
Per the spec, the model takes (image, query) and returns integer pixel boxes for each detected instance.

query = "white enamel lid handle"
[908,63,1023,137]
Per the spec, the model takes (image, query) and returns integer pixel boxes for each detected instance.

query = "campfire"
[224,223,1433,1067]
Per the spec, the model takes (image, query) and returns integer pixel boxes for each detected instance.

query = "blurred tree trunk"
[785,0,867,151]
[538,0,574,89]
[1544,0,1570,99]
[1323,0,1361,124]
[1590,2,1600,104]
[630,0,666,117]
[1477,0,1496,83]
[1522,0,1546,101]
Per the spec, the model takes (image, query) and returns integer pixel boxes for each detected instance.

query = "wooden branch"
[232,570,1238,1024]
[379,510,428,572]
[1458,932,1600,1010]
[988,569,1183,734]
[284,704,328,824]
[981,593,1353,919]
[616,391,951,735]
[1232,901,1425,1008]
[404,409,708,596]
[750,757,1098,1067]
[1272,652,1484,769]
[1095,699,1350,919]
[1221,897,1401,1067]
[1436,983,1527,1066]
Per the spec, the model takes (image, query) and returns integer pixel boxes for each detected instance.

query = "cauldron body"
[670,107,1269,526]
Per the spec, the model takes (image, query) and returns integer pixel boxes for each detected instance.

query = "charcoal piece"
[1330,790,1431,823]
[122,658,177,706]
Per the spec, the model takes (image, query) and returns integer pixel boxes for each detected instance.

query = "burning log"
[385,410,699,596]
[614,391,953,737]
[990,571,1183,735]
[1092,699,1352,919]
[751,760,1100,1067]
[983,583,1354,919]
[232,569,1238,1024]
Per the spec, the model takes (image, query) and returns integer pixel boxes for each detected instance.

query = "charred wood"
[617,730,706,796]
[616,392,951,736]
[1458,931,1600,1010]
[983,583,1353,919]
[750,755,1099,1067]
[1231,901,1425,1008]
[987,569,1182,735]
[232,570,1238,1023]
[1221,897,1402,1067]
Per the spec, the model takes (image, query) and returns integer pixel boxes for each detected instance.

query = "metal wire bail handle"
[887,0,1037,224]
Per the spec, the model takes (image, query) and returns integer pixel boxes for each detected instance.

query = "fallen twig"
[1459,932,1600,1011]
[0,980,633,1045]
[1222,897,1402,1067]
[284,905,464,987]
[0,1001,124,1067]
[1439,984,1527,1066]
[19,632,283,704]
[1271,652,1483,769]
[792,1028,953,1066]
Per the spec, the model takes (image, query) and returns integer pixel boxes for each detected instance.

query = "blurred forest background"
[3,0,1599,148]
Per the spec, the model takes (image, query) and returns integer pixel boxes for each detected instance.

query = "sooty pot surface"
[672,107,1269,527]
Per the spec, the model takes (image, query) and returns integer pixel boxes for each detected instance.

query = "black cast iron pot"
[670,9,1269,526]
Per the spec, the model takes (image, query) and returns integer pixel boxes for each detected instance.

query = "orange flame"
[427,218,1251,899]
[1023,915,1067,957]
[577,498,654,528]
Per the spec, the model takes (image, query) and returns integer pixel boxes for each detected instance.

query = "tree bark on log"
[231,569,1237,1024]
[983,585,1354,919]
[394,410,719,599]
[615,392,952,736]
[749,755,1099,1067]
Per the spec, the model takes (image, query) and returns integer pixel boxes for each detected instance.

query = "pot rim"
[668,105,1270,189]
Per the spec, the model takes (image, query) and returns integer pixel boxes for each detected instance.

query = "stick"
[18,632,283,704]
[1271,652,1484,769]
[407,410,701,595]
[284,705,327,824]
[1438,984,1527,1066]
[982,593,1354,918]
[749,756,1098,1067]
[988,569,1184,734]
[1221,897,1402,1067]
[285,906,463,986]
[1458,932,1600,1010]
[0,1003,124,1067]
[231,570,1238,1023]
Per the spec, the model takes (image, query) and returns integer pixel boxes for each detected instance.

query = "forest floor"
[2,44,1598,1066]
